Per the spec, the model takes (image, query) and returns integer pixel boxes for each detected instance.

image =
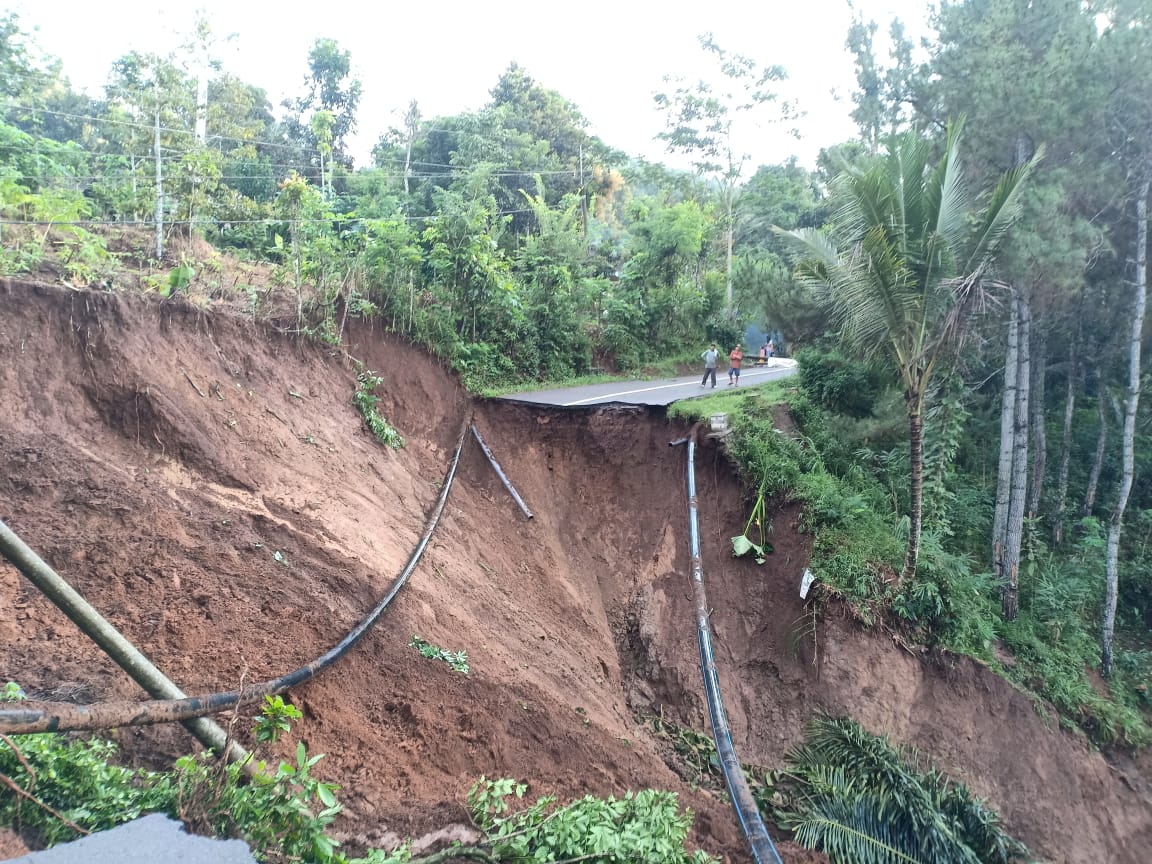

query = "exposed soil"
[1,280,1150,863]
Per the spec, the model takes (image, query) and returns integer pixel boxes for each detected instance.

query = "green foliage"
[0,730,174,847]
[726,399,903,606]
[731,489,773,564]
[408,635,469,675]
[796,347,883,418]
[175,739,344,863]
[3,681,25,701]
[468,776,716,864]
[0,690,345,862]
[0,685,723,864]
[352,371,404,450]
[166,260,196,297]
[694,374,1150,748]
[896,518,1152,747]
[254,695,303,744]
[782,716,1029,864]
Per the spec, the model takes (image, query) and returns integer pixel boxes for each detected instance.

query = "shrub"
[469,777,716,864]
[796,348,883,418]
[782,716,1029,864]
[353,371,404,449]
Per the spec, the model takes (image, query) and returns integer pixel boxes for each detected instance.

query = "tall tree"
[1097,0,1152,675]
[283,38,361,170]
[654,33,790,312]
[845,15,924,152]
[1103,180,1148,675]
[786,126,1035,581]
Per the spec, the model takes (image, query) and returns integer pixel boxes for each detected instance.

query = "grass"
[480,370,630,397]
[668,380,792,421]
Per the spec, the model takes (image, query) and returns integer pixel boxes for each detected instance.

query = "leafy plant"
[796,347,884,418]
[781,716,1029,864]
[408,635,469,675]
[166,259,197,297]
[0,688,344,862]
[353,371,404,449]
[469,776,717,864]
[731,487,773,564]
[254,695,304,744]
[3,682,25,702]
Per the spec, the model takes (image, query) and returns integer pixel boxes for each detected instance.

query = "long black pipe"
[0,417,471,735]
[470,422,533,519]
[675,436,785,864]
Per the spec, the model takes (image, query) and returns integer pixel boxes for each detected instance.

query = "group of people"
[699,339,774,388]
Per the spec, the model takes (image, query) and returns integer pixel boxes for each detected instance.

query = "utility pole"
[195,72,208,145]
[154,77,163,261]
[402,99,420,197]
[579,143,588,241]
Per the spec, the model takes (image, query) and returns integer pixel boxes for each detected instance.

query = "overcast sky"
[11,0,932,171]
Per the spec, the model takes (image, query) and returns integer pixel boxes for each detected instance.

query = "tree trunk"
[1053,359,1076,545]
[901,402,924,583]
[1028,325,1048,518]
[1103,178,1148,677]
[992,293,1020,571]
[724,181,734,312]
[1082,374,1108,517]
[1002,290,1032,620]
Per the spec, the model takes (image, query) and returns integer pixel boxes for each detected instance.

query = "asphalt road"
[14,814,257,863]
[501,358,798,407]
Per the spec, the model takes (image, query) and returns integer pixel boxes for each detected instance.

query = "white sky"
[10,0,932,171]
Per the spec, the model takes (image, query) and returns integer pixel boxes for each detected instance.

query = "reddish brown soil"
[0,830,28,859]
[0,280,1149,863]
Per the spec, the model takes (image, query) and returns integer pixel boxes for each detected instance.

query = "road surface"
[14,814,256,863]
[500,358,798,407]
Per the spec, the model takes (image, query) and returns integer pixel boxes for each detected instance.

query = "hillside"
[1,281,1150,863]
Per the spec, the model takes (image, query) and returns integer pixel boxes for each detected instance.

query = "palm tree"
[784,124,1036,582]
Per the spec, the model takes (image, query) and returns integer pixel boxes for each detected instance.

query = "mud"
[1,281,1149,863]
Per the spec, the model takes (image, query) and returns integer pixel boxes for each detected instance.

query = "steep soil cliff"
[1,281,1149,862]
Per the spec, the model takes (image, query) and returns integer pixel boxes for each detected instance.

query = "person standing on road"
[728,344,744,386]
[758,343,768,366]
[700,343,719,388]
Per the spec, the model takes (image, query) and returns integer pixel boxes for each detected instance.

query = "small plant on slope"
[353,371,404,450]
[731,484,773,564]
[408,635,469,675]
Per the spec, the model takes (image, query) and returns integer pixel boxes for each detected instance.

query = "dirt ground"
[1,280,1150,863]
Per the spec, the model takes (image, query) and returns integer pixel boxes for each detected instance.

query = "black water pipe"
[471,422,533,519]
[0,417,471,736]
[682,437,785,864]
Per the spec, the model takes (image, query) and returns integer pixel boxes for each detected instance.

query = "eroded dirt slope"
[1,281,1150,863]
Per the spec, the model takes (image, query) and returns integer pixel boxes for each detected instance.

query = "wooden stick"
[182,370,206,398]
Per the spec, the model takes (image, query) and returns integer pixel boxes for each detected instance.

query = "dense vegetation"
[0,689,714,863]
[3,1,1152,861]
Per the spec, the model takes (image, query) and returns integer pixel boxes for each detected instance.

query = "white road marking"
[560,361,796,406]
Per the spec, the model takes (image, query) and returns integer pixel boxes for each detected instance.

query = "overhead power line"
[0,208,535,228]
[6,103,319,156]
